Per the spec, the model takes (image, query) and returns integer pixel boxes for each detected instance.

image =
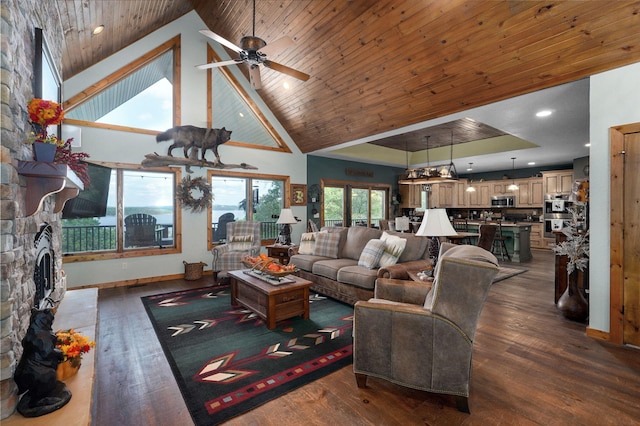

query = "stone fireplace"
[33,224,58,310]
[0,1,67,418]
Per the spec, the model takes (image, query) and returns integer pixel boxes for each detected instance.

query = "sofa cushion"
[358,239,385,269]
[342,226,383,260]
[298,231,327,255]
[312,258,358,281]
[314,232,341,258]
[321,226,349,258]
[289,254,331,272]
[337,265,379,290]
[379,232,407,267]
[388,231,429,262]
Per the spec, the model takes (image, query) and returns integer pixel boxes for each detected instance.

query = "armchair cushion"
[228,234,253,251]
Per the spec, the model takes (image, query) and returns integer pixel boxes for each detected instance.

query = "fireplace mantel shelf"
[17,161,84,216]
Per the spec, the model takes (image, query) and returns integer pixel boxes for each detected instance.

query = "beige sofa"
[289,226,433,305]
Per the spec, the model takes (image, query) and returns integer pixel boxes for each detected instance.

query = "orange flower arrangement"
[55,329,96,366]
[28,98,65,129]
[24,98,91,185]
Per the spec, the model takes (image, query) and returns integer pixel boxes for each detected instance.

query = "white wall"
[589,61,640,332]
[63,12,307,287]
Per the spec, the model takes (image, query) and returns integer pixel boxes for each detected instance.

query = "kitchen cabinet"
[455,181,468,207]
[514,178,544,207]
[492,181,509,195]
[543,170,573,194]
[529,223,544,248]
[468,183,491,207]
[399,184,422,208]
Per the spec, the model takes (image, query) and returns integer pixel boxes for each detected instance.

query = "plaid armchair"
[353,243,499,413]
[211,221,261,279]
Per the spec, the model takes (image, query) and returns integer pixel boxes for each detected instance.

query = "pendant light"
[507,157,519,191]
[466,162,476,192]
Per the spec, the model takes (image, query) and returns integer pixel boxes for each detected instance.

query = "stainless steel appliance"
[543,194,573,238]
[491,195,515,207]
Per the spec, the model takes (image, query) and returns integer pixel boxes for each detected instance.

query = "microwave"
[491,195,515,207]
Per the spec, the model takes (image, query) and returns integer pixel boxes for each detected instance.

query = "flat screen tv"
[62,162,112,219]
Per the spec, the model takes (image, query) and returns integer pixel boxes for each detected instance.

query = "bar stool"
[452,219,471,244]
[492,221,511,261]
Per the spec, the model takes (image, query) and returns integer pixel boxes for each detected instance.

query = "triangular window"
[206,46,290,152]
[64,36,180,134]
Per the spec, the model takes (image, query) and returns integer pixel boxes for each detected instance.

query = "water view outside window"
[210,175,285,242]
[62,169,176,254]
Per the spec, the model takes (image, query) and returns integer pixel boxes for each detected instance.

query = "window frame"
[321,178,391,228]
[207,169,291,250]
[63,36,181,135]
[62,162,182,263]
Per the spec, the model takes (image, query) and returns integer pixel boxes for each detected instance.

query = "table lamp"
[276,208,298,245]
[415,208,457,269]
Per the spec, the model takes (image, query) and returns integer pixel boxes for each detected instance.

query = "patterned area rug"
[142,286,353,425]
[493,266,528,283]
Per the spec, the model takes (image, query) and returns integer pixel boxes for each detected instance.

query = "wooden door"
[610,123,640,346]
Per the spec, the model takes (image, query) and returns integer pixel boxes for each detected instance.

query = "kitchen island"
[466,222,533,262]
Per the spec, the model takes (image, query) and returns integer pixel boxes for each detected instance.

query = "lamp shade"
[276,208,297,224]
[415,209,457,237]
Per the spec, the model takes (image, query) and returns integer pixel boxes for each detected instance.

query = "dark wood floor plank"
[92,251,640,425]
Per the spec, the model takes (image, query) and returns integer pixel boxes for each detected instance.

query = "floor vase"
[557,270,588,322]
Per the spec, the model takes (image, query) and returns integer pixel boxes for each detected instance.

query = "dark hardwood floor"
[92,249,640,425]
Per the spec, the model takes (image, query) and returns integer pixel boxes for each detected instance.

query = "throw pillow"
[379,232,407,267]
[228,234,253,251]
[358,239,386,269]
[313,232,341,258]
[298,232,319,255]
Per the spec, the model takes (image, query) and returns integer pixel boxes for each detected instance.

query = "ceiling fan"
[196,0,310,89]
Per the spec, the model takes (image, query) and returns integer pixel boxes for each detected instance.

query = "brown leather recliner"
[353,243,499,413]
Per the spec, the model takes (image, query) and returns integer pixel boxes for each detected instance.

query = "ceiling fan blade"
[199,29,243,53]
[263,60,310,82]
[195,59,242,70]
[249,65,262,89]
[258,36,295,57]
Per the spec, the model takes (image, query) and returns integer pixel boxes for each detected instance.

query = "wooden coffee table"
[228,270,312,330]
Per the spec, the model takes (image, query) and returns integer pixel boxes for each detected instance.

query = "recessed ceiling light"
[528,161,535,165]
[283,81,291,90]
[535,110,552,117]
[238,112,245,118]
[585,143,591,147]
[92,25,105,35]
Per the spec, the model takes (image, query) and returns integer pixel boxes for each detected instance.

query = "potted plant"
[55,328,96,380]
[25,98,91,185]
[552,203,589,322]
[25,98,66,162]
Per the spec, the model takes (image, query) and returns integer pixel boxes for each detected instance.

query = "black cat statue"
[14,308,72,417]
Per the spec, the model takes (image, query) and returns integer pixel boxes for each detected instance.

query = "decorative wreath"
[176,176,213,213]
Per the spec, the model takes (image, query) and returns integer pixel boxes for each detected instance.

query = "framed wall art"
[291,184,307,206]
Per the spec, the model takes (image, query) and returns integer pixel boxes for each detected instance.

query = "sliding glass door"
[322,180,390,228]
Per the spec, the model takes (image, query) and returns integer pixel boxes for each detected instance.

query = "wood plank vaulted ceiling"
[59,0,640,158]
